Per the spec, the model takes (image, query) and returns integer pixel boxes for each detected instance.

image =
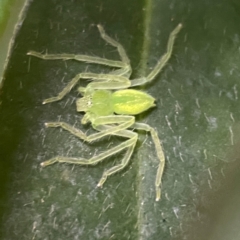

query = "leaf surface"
[1,0,240,239]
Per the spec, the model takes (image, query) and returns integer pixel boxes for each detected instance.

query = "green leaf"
[1,0,240,239]
[0,0,28,83]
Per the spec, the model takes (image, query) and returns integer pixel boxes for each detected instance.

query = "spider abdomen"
[112,89,155,115]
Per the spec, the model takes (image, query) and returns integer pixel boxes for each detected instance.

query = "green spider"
[28,23,182,201]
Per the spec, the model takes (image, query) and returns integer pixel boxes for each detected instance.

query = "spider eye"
[87,99,92,106]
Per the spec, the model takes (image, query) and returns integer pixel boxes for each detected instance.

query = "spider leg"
[42,72,131,104]
[108,68,131,78]
[41,123,138,187]
[41,134,137,168]
[27,51,126,69]
[27,25,132,76]
[133,122,165,201]
[97,24,132,76]
[44,115,135,142]
[93,125,138,186]
[97,140,137,186]
[130,24,182,87]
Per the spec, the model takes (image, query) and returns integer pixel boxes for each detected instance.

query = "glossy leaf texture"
[1,0,240,239]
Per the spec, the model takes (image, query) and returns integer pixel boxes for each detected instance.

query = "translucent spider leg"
[94,126,137,186]
[27,24,132,76]
[27,50,126,69]
[97,141,136,186]
[97,25,130,66]
[41,124,138,187]
[44,115,135,142]
[41,135,137,167]
[133,122,165,201]
[42,72,131,104]
[130,23,182,87]
[97,24,132,77]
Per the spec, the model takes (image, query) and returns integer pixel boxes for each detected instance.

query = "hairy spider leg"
[44,115,135,142]
[97,142,136,186]
[102,122,165,201]
[41,123,138,187]
[96,24,132,77]
[97,25,130,66]
[27,50,125,68]
[42,72,131,104]
[133,123,164,201]
[130,23,182,87]
[94,126,137,186]
[27,24,131,77]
